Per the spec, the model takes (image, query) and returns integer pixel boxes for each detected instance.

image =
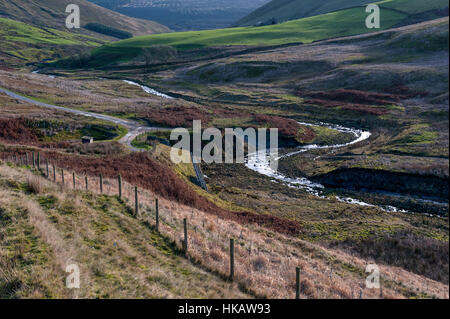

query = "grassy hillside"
[1,158,447,298]
[234,0,375,26]
[0,0,169,38]
[0,18,104,67]
[0,163,249,298]
[87,5,408,66]
[235,0,449,27]
[83,0,449,67]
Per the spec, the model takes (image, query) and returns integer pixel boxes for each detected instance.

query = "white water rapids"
[123,80,173,99]
[244,122,402,211]
[32,70,56,78]
[20,71,440,214]
[118,78,399,211]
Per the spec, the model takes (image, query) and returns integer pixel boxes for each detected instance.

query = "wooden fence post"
[26,153,29,166]
[155,198,159,232]
[37,152,40,171]
[32,152,35,168]
[296,267,301,299]
[73,172,76,189]
[61,168,64,185]
[230,238,235,281]
[99,174,103,194]
[118,175,122,199]
[134,186,139,216]
[46,159,49,178]
[53,164,56,182]
[183,218,188,255]
[85,175,88,190]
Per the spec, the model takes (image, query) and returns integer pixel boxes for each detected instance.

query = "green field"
[0,18,101,46]
[0,0,169,37]
[235,0,376,27]
[90,6,408,66]
[0,18,103,65]
[236,0,449,27]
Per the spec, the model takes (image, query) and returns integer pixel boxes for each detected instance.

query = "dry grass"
[25,199,75,271]
[0,70,195,120]
[1,149,449,299]
[0,150,301,236]
[0,164,249,299]
[133,187,448,299]
[25,164,446,299]
[26,173,43,194]
[2,158,449,299]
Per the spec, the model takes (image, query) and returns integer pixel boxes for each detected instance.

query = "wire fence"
[1,152,436,299]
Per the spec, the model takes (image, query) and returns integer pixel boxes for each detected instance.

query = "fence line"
[0,153,400,299]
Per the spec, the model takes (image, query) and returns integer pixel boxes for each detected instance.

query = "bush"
[208,248,223,262]
[57,53,92,68]
[27,174,43,194]
[251,255,268,271]
[253,114,315,140]
[0,118,39,144]
[84,23,132,39]
[141,46,178,66]
[145,107,210,127]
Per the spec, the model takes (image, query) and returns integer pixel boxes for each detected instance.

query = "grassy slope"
[0,18,101,46]
[0,18,104,66]
[235,0,449,27]
[0,163,248,298]
[0,0,169,37]
[89,5,408,66]
[1,162,447,298]
[234,0,375,26]
[0,0,170,66]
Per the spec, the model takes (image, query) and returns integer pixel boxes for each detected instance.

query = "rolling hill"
[234,0,375,26]
[0,17,105,67]
[84,0,446,67]
[89,0,270,31]
[0,163,249,298]
[0,0,170,67]
[234,0,449,27]
[0,0,170,37]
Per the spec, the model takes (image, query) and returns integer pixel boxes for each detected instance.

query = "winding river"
[1,74,444,214]
[244,123,407,211]
[122,80,173,99]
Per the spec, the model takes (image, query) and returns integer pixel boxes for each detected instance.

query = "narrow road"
[3,86,443,214]
[0,87,161,151]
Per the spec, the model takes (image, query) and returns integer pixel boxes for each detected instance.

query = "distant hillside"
[88,0,270,31]
[83,0,446,67]
[0,0,169,37]
[234,0,374,26]
[0,18,104,67]
[234,0,449,27]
